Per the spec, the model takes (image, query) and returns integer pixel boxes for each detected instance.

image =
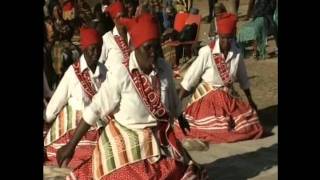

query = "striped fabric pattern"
[174,82,263,143]
[44,104,97,146]
[187,82,216,107]
[92,120,161,180]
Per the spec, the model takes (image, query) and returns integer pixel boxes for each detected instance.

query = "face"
[214,7,226,17]
[83,43,102,69]
[45,19,54,42]
[218,33,234,52]
[53,5,62,20]
[113,12,126,27]
[135,39,159,74]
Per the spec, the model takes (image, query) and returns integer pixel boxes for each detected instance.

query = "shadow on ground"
[204,143,278,180]
[258,105,277,137]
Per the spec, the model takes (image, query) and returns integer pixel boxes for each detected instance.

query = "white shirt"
[98,27,131,70]
[45,55,107,123]
[83,51,182,129]
[181,38,250,91]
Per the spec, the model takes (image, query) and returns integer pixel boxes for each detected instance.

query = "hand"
[248,99,258,111]
[178,114,190,135]
[56,144,75,168]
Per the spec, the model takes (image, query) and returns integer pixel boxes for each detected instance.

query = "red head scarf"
[119,13,160,49]
[216,13,237,35]
[80,27,102,50]
[63,1,74,11]
[106,1,124,19]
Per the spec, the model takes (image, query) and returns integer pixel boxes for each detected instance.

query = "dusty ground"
[44,0,278,179]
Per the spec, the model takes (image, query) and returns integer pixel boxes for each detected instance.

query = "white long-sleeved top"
[98,26,131,70]
[181,38,250,91]
[83,51,182,129]
[45,55,107,123]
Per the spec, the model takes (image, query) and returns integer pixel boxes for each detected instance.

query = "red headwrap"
[63,1,74,11]
[216,13,237,35]
[106,1,124,19]
[80,27,102,50]
[119,13,160,49]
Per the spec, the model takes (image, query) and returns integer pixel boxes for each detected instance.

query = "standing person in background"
[252,0,278,48]
[207,0,217,23]
[245,0,256,20]
[208,2,227,38]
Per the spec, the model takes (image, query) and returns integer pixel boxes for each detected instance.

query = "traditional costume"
[174,13,264,143]
[44,28,107,179]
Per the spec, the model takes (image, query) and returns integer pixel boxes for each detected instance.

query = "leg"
[235,0,240,14]
[268,16,278,49]
[228,0,238,15]
[246,0,256,19]
[207,0,215,22]
[252,40,258,60]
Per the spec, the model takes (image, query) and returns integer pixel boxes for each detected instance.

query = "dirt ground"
[44,0,278,179]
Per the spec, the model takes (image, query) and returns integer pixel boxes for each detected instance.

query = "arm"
[236,56,257,110]
[178,86,190,99]
[180,46,211,99]
[56,66,123,167]
[167,62,191,135]
[56,119,91,167]
[45,67,71,123]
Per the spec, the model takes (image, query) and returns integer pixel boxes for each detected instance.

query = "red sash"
[72,60,97,100]
[114,35,131,62]
[209,40,232,86]
[114,36,184,161]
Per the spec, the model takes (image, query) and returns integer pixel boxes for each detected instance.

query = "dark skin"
[135,39,190,133]
[45,42,101,126]
[83,43,102,73]
[113,12,129,45]
[55,41,102,167]
[179,33,258,111]
[56,39,190,167]
[134,39,158,75]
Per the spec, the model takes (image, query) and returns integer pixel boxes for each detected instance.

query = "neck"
[220,45,230,59]
[89,64,97,74]
[222,50,229,59]
[84,54,98,73]
[116,25,128,45]
[135,54,153,75]
[116,25,127,40]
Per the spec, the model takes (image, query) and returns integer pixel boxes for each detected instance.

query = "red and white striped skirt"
[174,87,264,143]
[98,156,208,180]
